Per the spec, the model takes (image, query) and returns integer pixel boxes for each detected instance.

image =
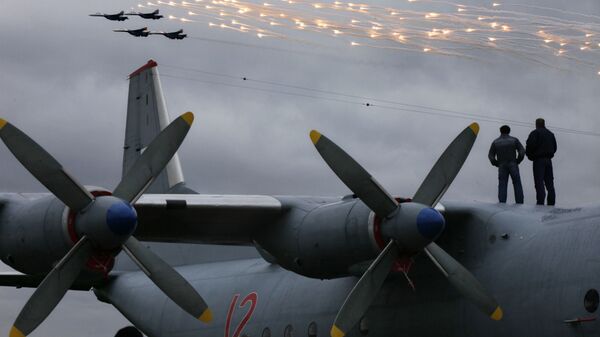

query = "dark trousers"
[533,158,555,205]
[498,162,524,204]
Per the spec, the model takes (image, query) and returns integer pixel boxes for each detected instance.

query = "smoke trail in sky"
[136,0,600,76]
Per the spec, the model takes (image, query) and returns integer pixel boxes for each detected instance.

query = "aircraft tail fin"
[153,9,159,14]
[123,60,195,194]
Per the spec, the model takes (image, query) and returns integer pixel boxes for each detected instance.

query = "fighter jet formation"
[112,27,187,39]
[91,9,186,39]
[113,27,187,40]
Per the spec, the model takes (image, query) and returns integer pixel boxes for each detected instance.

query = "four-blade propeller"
[310,123,502,337]
[0,112,212,337]
[0,114,498,337]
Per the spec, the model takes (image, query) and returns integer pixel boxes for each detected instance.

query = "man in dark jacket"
[526,118,557,205]
[488,125,525,204]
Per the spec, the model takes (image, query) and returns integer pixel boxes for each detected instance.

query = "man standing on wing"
[526,118,557,206]
[489,125,525,204]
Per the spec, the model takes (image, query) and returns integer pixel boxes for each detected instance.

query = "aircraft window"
[284,324,294,337]
[307,322,317,337]
[359,317,368,336]
[584,289,599,313]
[262,327,271,337]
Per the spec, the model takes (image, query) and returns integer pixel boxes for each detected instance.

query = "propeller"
[309,131,398,218]
[0,112,212,337]
[310,123,502,337]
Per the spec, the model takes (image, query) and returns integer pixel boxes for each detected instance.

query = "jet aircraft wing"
[133,194,283,245]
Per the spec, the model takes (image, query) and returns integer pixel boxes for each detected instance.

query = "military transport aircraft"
[89,11,128,21]
[113,27,150,37]
[125,9,164,20]
[150,29,187,39]
[1,60,599,337]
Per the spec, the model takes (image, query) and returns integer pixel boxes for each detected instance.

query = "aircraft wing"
[0,272,107,290]
[133,194,284,245]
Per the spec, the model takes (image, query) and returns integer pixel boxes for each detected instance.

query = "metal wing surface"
[0,272,108,290]
[133,194,283,245]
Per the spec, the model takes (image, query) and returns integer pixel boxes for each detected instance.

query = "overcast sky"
[1,0,600,336]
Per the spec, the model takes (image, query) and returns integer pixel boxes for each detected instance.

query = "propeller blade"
[122,236,212,323]
[113,112,194,203]
[10,237,92,337]
[310,130,398,218]
[331,240,399,337]
[412,123,479,207]
[424,242,502,320]
[0,119,94,212]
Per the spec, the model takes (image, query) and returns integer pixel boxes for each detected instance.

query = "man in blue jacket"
[526,118,557,205]
[488,125,525,204]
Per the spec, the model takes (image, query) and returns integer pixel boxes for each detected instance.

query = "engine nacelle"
[256,197,444,279]
[0,186,123,276]
[257,197,378,279]
[0,195,73,275]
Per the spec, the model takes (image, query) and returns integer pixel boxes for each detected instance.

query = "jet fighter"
[113,27,150,37]
[89,11,128,21]
[150,29,187,40]
[125,9,163,19]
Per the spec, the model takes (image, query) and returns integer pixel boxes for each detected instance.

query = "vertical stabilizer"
[123,60,191,193]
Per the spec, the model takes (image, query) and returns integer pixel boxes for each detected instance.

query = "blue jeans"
[498,162,524,204]
[533,158,555,205]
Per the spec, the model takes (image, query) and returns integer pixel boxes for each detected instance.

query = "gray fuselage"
[96,201,600,337]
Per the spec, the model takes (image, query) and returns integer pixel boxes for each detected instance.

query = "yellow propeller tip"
[181,112,194,126]
[490,306,503,321]
[9,326,25,337]
[468,122,480,135]
[330,325,345,337]
[198,308,213,323]
[310,130,322,144]
[0,119,7,130]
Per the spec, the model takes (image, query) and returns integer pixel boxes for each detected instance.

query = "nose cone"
[106,202,137,236]
[416,207,445,241]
